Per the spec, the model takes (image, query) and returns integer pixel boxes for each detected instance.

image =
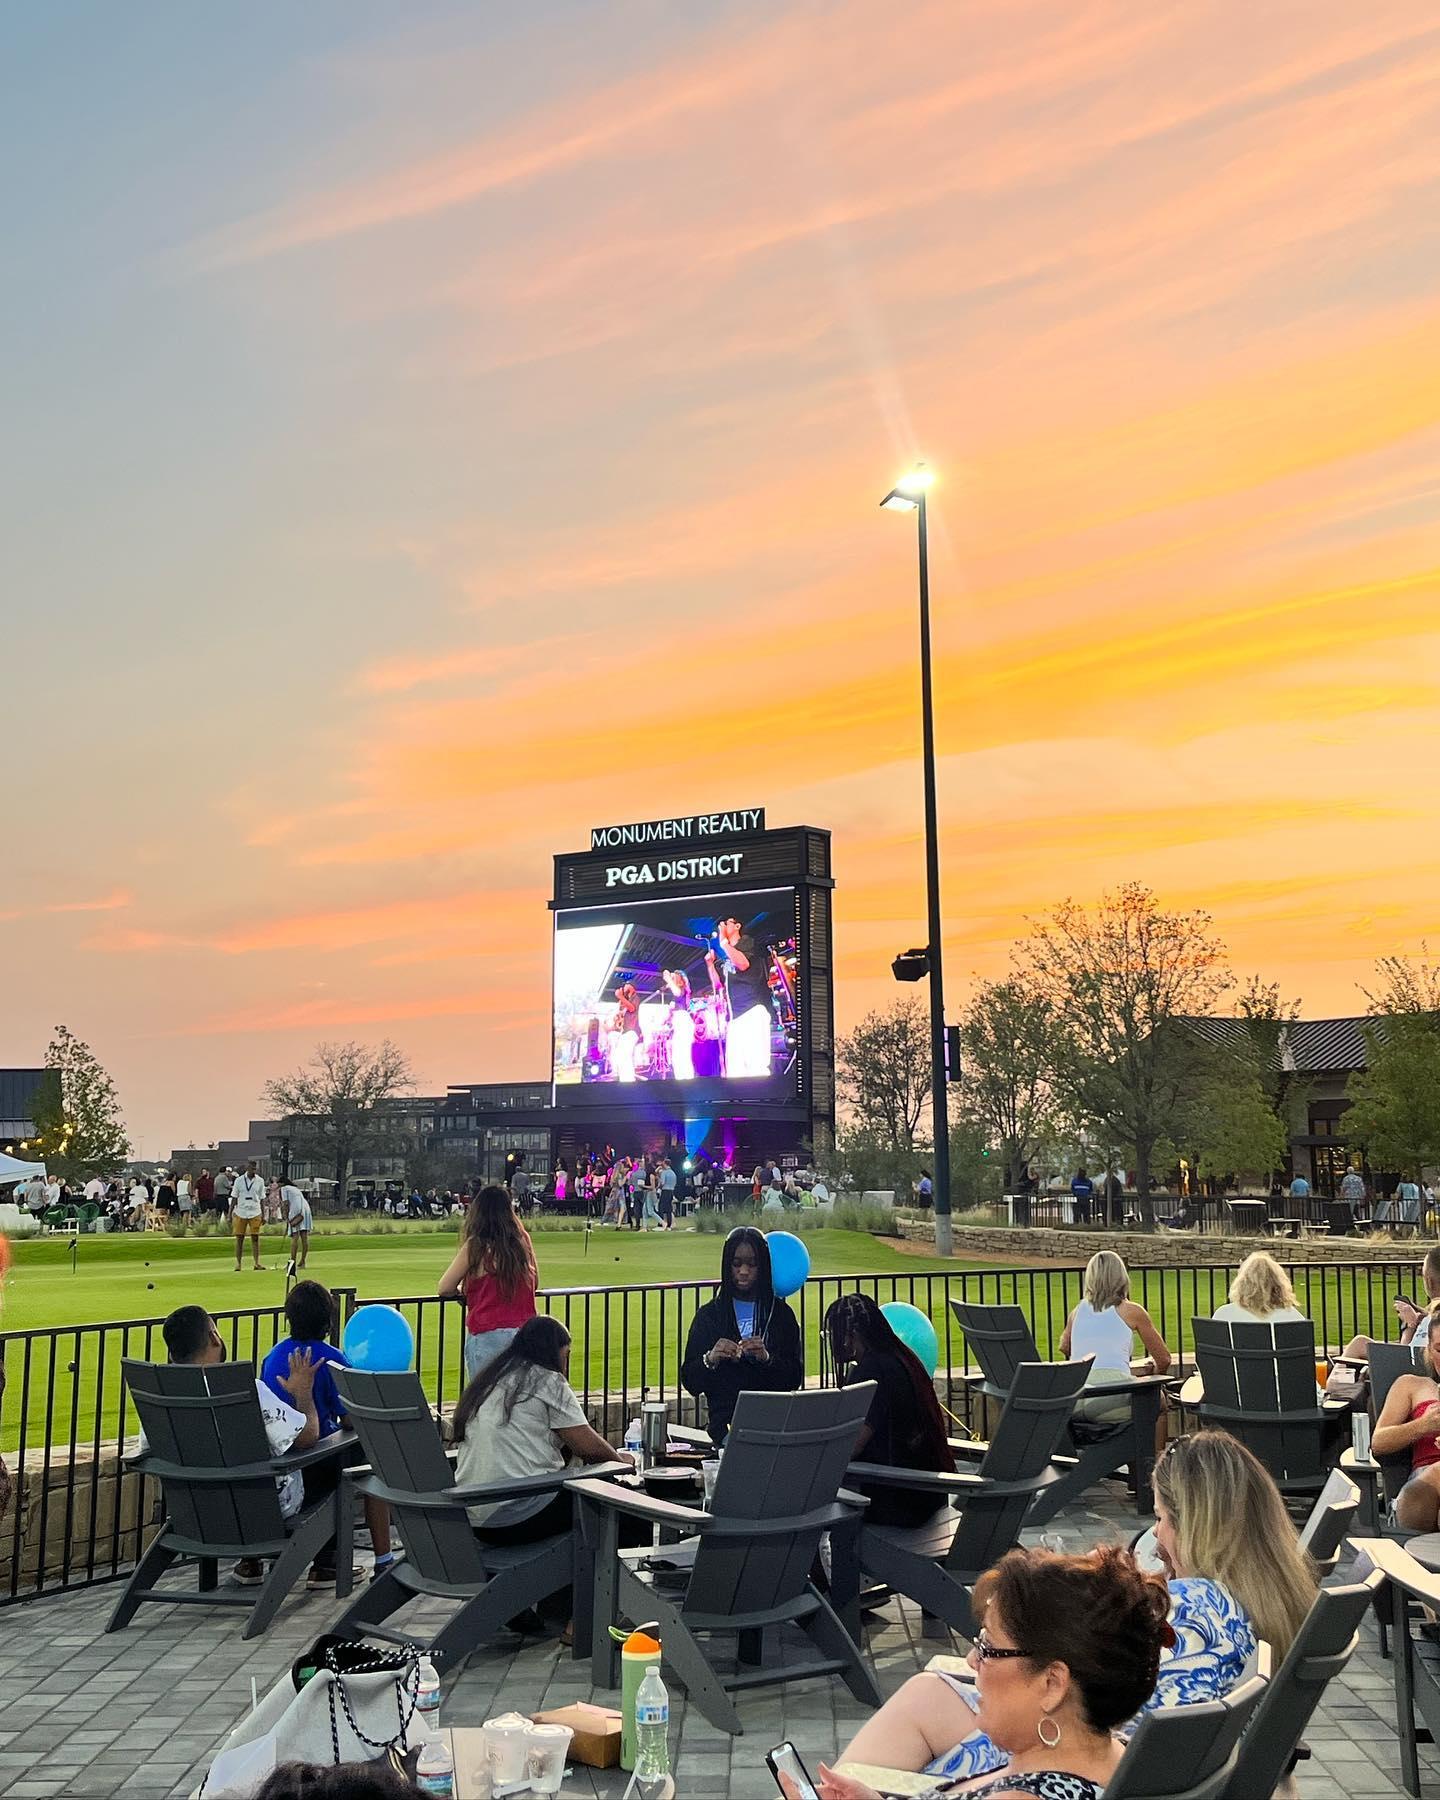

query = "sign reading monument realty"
[589,808,765,852]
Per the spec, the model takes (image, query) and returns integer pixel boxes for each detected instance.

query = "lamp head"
[879,462,934,511]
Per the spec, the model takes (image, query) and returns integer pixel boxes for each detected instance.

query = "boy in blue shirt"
[261,1281,394,1585]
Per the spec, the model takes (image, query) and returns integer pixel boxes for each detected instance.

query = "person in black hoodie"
[823,1292,954,1526]
[681,1226,802,1443]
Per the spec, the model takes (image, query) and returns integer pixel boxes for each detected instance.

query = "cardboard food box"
[530,1702,623,1768]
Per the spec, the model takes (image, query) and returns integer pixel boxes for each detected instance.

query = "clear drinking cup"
[701,1458,721,1506]
[526,1722,573,1794]
[482,1714,530,1787]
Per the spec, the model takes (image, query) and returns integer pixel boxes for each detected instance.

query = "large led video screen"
[552,887,799,1106]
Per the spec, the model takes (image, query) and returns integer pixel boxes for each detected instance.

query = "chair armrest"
[276,1430,359,1474]
[1350,1536,1440,1607]
[128,1453,285,1484]
[949,1438,988,1460]
[351,1467,582,1511]
[835,1487,872,1511]
[1340,1448,1380,1480]
[569,1476,715,1531]
[847,1458,1055,1500]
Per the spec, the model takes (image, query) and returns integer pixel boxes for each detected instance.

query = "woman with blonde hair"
[1213,1250,1307,1327]
[840,1431,1317,1787]
[1058,1250,1171,1422]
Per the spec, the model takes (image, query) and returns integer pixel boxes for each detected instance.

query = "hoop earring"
[1037,1715,1061,1749]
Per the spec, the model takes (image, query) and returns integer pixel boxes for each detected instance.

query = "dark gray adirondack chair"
[837,1356,1092,1642]
[952,1300,1169,1521]
[1191,1318,1342,1499]
[330,1369,625,1668]
[1347,1537,1440,1797]
[108,1359,352,1639]
[572,1385,881,1734]
[1297,1467,1360,1577]
[1344,1339,1429,1531]
[1102,1676,1266,1800]
[1220,1568,1382,1800]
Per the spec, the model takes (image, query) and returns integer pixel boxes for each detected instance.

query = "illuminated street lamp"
[880,462,953,1256]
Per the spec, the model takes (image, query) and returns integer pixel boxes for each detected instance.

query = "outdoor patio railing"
[0,1256,1417,1604]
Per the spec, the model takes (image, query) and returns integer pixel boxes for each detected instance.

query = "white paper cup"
[483,1713,531,1785]
[527,1721,574,1793]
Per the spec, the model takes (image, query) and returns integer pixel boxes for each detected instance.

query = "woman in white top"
[450,1314,629,1636]
[1059,1251,1171,1425]
[1212,1251,1308,1328]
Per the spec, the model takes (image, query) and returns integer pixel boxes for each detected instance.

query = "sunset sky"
[5,2,1439,1156]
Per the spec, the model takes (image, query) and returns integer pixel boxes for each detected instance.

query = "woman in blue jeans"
[438,1185,538,1380]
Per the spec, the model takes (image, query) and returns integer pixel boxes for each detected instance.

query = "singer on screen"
[707,916,772,1078]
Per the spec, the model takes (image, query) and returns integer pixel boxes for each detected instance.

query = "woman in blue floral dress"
[840,1433,1317,1787]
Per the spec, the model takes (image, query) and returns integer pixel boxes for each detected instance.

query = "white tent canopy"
[0,1151,46,1186]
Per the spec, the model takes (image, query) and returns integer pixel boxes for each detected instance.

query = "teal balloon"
[765,1230,811,1299]
[341,1304,415,1372]
[882,1301,939,1377]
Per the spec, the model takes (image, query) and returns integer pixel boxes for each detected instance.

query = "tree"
[24,1026,130,1180]
[1161,1046,1288,1186]
[1362,944,1440,1017]
[957,979,1059,1192]
[1343,1017,1440,1180]
[836,998,932,1154]
[1018,883,1234,1220]
[262,1040,416,1197]
[402,1142,474,1195]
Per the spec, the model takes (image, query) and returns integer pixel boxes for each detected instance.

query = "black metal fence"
[0,1258,1419,1605]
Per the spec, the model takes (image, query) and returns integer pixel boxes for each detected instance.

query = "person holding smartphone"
[682,1227,802,1444]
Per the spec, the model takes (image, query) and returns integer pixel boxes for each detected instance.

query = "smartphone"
[767,1742,821,1800]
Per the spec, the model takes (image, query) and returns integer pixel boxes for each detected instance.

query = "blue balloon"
[882,1301,939,1377]
[341,1304,415,1373]
[766,1230,811,1299]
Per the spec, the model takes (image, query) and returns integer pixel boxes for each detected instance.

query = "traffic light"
[944,1023,962,1084]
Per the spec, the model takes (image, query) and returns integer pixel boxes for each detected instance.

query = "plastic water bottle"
[415,1736,455,1797]
[416,1656,442,1729]
[634,1665,672,1800]
[625,1416,643,1465]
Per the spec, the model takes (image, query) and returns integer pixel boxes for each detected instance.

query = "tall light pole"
[881,463,952,1255]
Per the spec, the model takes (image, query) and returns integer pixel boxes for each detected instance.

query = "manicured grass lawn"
[0,1223,972,1452]
[0,1224,1412,1453]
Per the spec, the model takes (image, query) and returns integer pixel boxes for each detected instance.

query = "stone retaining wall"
[897,1218,1424,1265]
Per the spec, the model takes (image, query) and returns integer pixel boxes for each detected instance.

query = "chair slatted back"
[122,1359,286,1546]
[946,1358,1091,1573]
[335,1369,489,1586]
[1297,1468,1359,1576]
[1220,1571,1381,1799]
[1368,1339,1429,1506]
[950,1302,1042,1396]
[1192,1319,1326,1484]
[1104,1676,1265,1800]
[688,1385,872,1618]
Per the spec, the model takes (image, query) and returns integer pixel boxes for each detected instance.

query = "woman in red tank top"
[438,1185,538,1382]
[1373,1311,1440,1529]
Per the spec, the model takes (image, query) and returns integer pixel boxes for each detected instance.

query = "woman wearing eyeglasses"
[818,1545,1171,1800]
[835,1432,1315,1790]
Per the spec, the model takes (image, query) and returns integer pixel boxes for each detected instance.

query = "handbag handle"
[325,1640,422,1762]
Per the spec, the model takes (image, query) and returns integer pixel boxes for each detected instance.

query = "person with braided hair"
[824,1292,955,1527]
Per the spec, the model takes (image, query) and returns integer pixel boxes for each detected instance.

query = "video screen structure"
[552,887,800,1106]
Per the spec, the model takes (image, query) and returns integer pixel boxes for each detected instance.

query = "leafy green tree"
[25,1026,130,1180]
[1019,883,1233,1221]
[957,978,1059,1193]
[836,998,932,1155]
[1160,1046,1288,1186]
[1362,945,1440,1016]
[262,1039,416,1196]
[1344,1018,1440,1180]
